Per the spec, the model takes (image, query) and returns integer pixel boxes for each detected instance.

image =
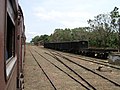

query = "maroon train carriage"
[17,5,26,89]
[0,0,25,90]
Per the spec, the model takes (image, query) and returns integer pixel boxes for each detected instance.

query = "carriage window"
[6,14,15,61]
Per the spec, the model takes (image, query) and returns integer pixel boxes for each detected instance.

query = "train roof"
[45,40,88,44]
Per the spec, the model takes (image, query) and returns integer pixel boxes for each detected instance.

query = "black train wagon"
[44,42,55,49]
[70,41,88,53]
[44,41,88,53]
[58,41,71,52]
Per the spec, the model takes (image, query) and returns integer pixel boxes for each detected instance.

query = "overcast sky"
[19,0,120,42]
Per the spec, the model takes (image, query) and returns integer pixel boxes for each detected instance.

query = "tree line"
[31,7,120,49]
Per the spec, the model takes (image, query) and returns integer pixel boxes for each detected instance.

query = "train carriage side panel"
[16,5,25,89]
[0,0,6,89]
[0,0,25,90]
[0,0,19,90]
[6,0,19,90]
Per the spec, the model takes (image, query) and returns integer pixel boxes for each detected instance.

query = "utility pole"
[118,18,120,52]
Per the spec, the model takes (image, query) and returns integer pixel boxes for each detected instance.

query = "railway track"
[28,48,57,90]
[43,49,120,89]
[32,48,95,90]
[29,46,96,90]
[45,51,120,87]
[48,49,120,70]
[29,46,120,90]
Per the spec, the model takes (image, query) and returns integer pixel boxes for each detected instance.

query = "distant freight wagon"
[44,41,118,59]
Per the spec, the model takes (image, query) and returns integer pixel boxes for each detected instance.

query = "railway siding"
[24,45,120,90]
[45,52,120,90]
[32,46,89,90]
[50,51,120,85]
[24,46,54,90]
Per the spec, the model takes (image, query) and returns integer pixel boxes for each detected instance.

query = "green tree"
[110,7,120,50]
[30,36,40,45]
[39,34,50,45]
[49,28,72,42]
[88,9,119,48]
[71,27,88,41]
